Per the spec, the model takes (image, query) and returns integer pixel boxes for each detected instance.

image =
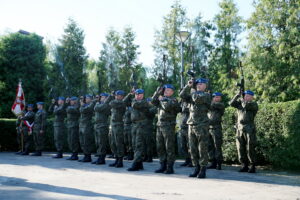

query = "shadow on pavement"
[0,176,144,200]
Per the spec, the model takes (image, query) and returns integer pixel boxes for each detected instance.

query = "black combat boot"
[93,155,106,165]
[109,157,118,167]
[248,164,256,173]
[21,150,29,155]
[189,165,200,177]
[197,166,206,179]
[138,162,144,170]
[181,157,192,167]
[207,159,217,169]
[67,153,78,160]
[155,161,167,173]
[53,152,63,159]
[31,151,42,156]
[238,163,249,172]
[164,162,174,174]
[127,152,134,161]
[146,156,153,163]
[79,154,91,162]
[127,162,140,171]
[216,161,222,170]
[107,154,115,158]
[115,157,123,168]
[15,150,23,155]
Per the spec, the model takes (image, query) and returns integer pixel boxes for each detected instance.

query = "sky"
[0,0,254,67]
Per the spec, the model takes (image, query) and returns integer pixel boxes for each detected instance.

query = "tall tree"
[245,0,300,102]
[209,0,243,97]
[55,18,88,96]
[0,31,46,117]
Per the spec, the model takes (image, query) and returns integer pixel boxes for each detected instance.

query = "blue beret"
[115,90,125,96]
[58,96,65,101]
[85,94,92,99]
[195,78,208,84]
[135,89,144,94]
[146,97,152,102]
[27,104,34,108]
[212,92,223,97]
[244,90,254,96]
[70,96,78,101]
[164,84,175,90]
[100,93,109,97]
[36,102,44,105]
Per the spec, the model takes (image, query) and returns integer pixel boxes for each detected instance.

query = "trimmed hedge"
[0,99,299,170]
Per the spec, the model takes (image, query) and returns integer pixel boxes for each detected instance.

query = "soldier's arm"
[123,93,133,107]
[151,87,162,107]
[161,98,179,112]
[21,112,34,120]
[81,102,95,114]
[179,85,192,100]
[67,106,79,114]
[229,94,242,108]
[242,101,258,113]
[110,100,126,109]
[132,100,149,110]
[48,103,55,113]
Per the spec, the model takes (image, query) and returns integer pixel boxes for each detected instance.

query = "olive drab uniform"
[79,101,95,157]
[66,103,80,155]
[20,110,35,153]
[49,103,67,154]
[107,95,126,167]
[94,100,111,158]
[32,109,47,153]
[144,105,157,162]
[180,86,211,177]
[208,101,225,167]
[230,94,258,167]
[152,89,181,173]
[124,94,150,170]
[123,106,133,159]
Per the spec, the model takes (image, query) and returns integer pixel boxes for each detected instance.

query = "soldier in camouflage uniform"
[123,106,133,160]
[49,97,67,158]
[66,97,80,160]
[107,90,126,168]
[152,84,181,174]
[178,95,192,167]
[16,104,35,155]
[31,102,47,156]
[124,89,150,171]
[207,92,225,170]
[92,93,111,165]
[180,78,211,178]
[230,90,258,173]
[78,94,95,162]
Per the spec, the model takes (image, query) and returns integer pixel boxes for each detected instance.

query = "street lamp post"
[175,31,191,89]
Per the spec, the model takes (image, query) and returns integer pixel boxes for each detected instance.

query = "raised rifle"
[156,54,168,95]
[236,61,245,97]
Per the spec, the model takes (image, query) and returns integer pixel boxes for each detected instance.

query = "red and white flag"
[11,81,25,116]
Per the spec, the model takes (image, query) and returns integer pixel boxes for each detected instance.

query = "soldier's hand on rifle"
[66,97,70,103]
[188,80,194,87]
[158,95,164,101]
[131,88,135,94]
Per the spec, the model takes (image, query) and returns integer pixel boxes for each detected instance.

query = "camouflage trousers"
[94,124,109,156]
[33,128,45,152]
[79,125,94,155]
[54,125,66,152]
[67,125,80,153]
[144,122,155,158]
[17,127,32,152]
[177,125,190,159]
[188,124,209,167]
[132,121,147,163]
[156,124,176,164]
[124,124,133,154]
[110,123,125,158]
[236,125,256,165]
[208,125,223,162]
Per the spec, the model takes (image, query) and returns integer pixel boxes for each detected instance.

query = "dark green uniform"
[180,86,211,168]
[144,105,157,161]
[17,110,35,153]
[94,101,111,157]
[152,89,181,172]
[123,106,133,157]
[108,97,126,159]
[32,109,47,152]
[208,101,225,164]
[66,104,80,154]
[230,94,258,166]
[49,104,67,153]
[79,102,95,156]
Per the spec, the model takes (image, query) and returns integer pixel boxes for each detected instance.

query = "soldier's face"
[58,99,64,105]
[244,94,253,102]
[100,96,107,102]
[213,96,222,102]
[197,83,207,91]
[27,107,33,111]
[116,95,124,100]
[70,100,76,105]
[135,93,144,100]
[86,97,92,103]
[164,88,174,97]
[37,104,43,110]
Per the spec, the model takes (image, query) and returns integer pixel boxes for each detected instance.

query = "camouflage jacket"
[124,93,150,123]
[94,101,111,127]
[208,102,225,128]
[66,104,80,128]
[33,109,47,131]
[180,85,211,126]
[79,102,95,127]
[230,94,258,128]
[49,103,67,126]
[107,96,126,125]
[123,107,132,125]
